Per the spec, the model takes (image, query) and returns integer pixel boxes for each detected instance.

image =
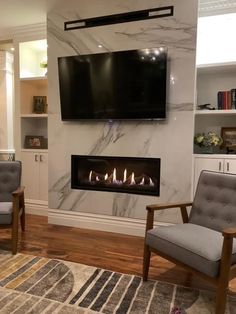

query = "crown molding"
[199,0,236,16]
[0,23,46,42]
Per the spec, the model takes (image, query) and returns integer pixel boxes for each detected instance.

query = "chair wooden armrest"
[146,202,192,227]
[222,227,236,238]
[12,186,25,196]
[146,202,193,211]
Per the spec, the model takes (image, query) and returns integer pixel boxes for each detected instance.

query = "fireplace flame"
[87,168,155,188]
[113,168,116,183]
[89,170,92,182]
[130,172,136,185]
[140,177,145,185]
[149,177,154,186]
[123,169,127,182]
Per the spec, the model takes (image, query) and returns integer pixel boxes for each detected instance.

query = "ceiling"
[0,0,58,34]
[0,0,236,34]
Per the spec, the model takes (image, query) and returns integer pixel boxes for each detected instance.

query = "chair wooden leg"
[143,244,151,281]
[12,195,20,255]
[20,207,25,231]
[215,235,233,314]
[215,282,228,314]
[12,218,18,255]
[20,193,25,231]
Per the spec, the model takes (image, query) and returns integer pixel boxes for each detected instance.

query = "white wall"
[197,13,236,65]
[0,51,14,153]
[47,0,198,226]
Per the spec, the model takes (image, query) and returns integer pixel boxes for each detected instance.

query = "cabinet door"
[21,152,40,200]
[194,157,223,192]
[38,153,48,201]
[224,159,236,174]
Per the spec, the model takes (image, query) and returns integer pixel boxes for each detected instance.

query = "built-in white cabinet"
[193,155,236,192]
[16,38,48,208]
[21,151,48,203]
[193,16,236,195]
[193,62,236,194]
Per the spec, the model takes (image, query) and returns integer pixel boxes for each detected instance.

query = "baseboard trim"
[48,209,171,237]
[25,202,48,216]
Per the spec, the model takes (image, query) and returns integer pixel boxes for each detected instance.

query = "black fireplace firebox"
[71,155,160,196]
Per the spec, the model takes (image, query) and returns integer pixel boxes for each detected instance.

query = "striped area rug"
[0,251,235,314]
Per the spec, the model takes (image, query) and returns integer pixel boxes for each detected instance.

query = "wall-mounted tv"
[58,47,167,121]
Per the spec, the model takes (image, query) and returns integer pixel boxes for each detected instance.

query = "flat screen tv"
[58,47,167,120]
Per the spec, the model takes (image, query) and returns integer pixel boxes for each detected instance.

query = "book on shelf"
[217,89,236,110]
[231,89,236,109]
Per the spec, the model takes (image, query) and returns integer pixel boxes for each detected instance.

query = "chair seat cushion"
[0,202,13,224]
[146,223,236,278]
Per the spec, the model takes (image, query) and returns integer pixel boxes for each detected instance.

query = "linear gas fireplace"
[71,155,160,196]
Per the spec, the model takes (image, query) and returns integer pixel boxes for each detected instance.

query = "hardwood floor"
[0,214,235,294]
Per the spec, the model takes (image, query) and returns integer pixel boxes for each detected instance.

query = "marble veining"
[112,194,138,217]
[48,0,198,222]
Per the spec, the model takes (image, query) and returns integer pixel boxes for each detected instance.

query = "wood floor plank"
[0,214,235,294]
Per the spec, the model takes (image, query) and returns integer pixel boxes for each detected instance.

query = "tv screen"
[58,47,167,120]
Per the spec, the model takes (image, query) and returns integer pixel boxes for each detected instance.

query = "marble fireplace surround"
[47,0,198,235]
[71,155,161,196]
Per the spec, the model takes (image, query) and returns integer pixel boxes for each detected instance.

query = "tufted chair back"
[189,170,236,232]
[0,161,22,202]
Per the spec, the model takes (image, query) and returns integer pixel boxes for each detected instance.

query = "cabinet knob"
[40,155,43,162]
[35,154,38,162]
[219,162,222,172]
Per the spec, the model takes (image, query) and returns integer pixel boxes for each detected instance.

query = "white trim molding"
[0,23,46,42]
[25,200,48,216]
[48,209,171,237]
[0,149,15,153]
[199,0,236,16]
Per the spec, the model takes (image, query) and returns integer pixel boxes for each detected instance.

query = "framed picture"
[24,136,44,149]
[33,96,47,114]
[221,127,236,153]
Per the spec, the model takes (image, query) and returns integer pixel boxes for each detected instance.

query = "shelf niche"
[195,61,236,155]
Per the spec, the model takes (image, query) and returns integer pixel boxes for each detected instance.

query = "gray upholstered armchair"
[143,170,236,314]
[0,161,25,254]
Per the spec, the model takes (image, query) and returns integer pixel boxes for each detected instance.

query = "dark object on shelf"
[24,135,44,149]
[226,145,236,154]
[42,138,48,149]
[197,103,215,110]
[64,6,174,30]
[218,90,235,109]
[221,127,236,152]
[231,89,236,109]
[33,96,47,114]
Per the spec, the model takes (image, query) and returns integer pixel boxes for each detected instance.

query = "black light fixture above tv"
[64,6,174,31]
[58,47,167,121]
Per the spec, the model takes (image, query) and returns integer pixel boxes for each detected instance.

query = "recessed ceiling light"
[98,44,103,48]
[10,47,15,51]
